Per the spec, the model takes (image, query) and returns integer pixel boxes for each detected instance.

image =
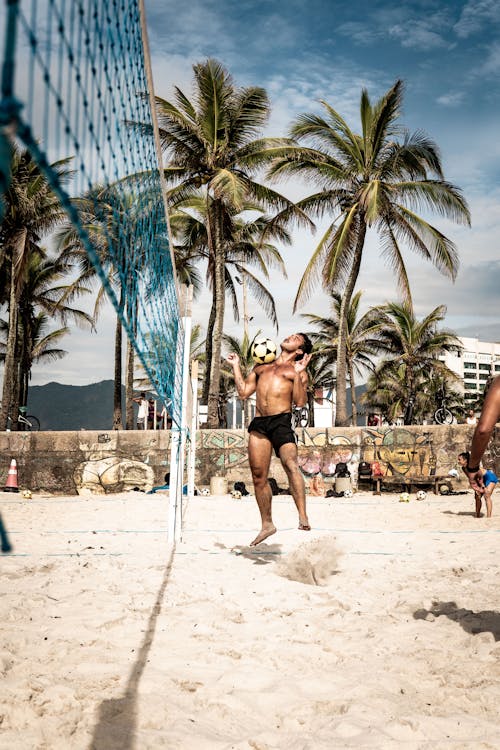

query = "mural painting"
[197,430,248,478]
[294,427,438,484]
[361,427,436,478]
[296,429,359,483]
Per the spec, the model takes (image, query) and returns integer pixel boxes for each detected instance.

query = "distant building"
[439,337,500,403]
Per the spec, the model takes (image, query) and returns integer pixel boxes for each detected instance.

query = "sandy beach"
[2,487,500,749]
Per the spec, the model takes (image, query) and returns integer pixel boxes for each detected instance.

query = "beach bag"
[234,481,249,496]
[358,461,371,477]
[334,462,350,477]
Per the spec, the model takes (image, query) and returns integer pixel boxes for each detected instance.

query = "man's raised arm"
[226,353,257,400]
[292,353,311,407]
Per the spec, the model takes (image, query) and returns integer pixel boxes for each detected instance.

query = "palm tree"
[303,290,384,424]
[268,79,470,426]
[56,183,167,429]
[302,346,337,427]
[169,194,290,408]
[0,145,72,429]
[222,330,259,428]
[17,249,93,408]
[154,58,309,427]
[363,301,462,424]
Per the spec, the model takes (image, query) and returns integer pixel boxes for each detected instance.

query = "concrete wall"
[1,425,499,495]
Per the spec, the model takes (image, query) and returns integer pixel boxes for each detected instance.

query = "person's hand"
[294,352,312,373]
[226,353,240,366]
[462,466,485,493]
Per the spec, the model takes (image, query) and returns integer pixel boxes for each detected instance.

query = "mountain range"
[27,380,126,430]
[26,380,366,430]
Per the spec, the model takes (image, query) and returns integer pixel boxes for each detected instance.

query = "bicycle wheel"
[25,415,40,431]
[296,406,309,428]
[434,407,453,425]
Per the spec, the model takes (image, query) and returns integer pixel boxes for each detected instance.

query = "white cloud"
[436,91,465,107]
[454,0,500,39]
[480,41,500,75]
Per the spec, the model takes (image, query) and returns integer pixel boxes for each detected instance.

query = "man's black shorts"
[248,412,297,456]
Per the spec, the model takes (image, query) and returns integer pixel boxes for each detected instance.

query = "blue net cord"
[0,0,184,426]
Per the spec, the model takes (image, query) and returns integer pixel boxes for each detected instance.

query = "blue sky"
[29,0,500,384]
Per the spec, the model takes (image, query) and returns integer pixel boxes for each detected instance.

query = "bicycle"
[293,405,309,428]
[434,391,453,425]
[5,406,40,431]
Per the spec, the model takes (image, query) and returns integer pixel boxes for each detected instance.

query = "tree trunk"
[307,391,315,427]
[207,201,226,428]
[125,339,135,429]
[0,233,25,430]
[112,312,123,429]
[404,360,415,425]
[348,358,357,426]
[201,302,216,406]
[335,221,366,426]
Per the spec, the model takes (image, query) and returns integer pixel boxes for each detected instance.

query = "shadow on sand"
[414,600,500,641]
[215,540,283,566]
[88,550,174,750]
[442,510,479,517]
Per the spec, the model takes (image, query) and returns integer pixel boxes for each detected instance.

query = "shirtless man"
[227,332,313,546]
[463,376,500,492]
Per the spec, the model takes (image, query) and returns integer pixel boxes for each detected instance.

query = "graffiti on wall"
[296,429,358,478]
[361,427,435,477]
[197,430,248,473]
[294,427,437,480]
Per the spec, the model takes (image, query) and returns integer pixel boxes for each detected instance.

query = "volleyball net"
[0,0,184,429]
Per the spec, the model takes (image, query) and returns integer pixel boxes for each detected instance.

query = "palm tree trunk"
[125,339,135,429]
[335,221,366,426]
[201,302,216,406]
[207,200,226,428]
[1,234,25,430]
[307,391,315,427]
[348,358,357,426]
[112,312,123,429]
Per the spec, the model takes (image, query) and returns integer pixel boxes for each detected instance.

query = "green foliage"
[361,301,463,423]
[268,79,470,425]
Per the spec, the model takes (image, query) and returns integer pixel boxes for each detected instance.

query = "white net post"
[187,359,199,498]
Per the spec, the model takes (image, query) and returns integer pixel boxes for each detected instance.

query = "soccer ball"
[251,337,277,365]
[231,489,242,500]
[399,492,410,503]
[416,490,427,501]
[344,489,353,498]
[200,487,210,496]
[21,489,32,499]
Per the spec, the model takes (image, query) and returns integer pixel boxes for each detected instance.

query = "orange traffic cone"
[4,459,19,493]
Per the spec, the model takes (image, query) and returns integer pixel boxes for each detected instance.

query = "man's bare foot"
[298,519,311,531]
[250,523,276,546]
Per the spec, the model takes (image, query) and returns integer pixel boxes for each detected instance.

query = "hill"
[27,380,126,430]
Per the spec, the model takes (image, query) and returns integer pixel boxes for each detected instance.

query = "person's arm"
[226,353,257,400]
[292,353,312,407]
[466,376,500,489]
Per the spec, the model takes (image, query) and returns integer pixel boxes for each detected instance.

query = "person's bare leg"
[279,443,310,530]
[484,484,494,517]
[248,432,276,546]
[475,491,482,518]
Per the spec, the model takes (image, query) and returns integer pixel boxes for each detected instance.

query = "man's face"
[281,333,304,353]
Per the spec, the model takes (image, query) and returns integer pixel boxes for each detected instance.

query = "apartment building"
[440,336,500,402]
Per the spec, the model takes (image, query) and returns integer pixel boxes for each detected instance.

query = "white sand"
[2,488,500,749]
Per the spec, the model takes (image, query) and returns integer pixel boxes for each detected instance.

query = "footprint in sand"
[275,537,342,586]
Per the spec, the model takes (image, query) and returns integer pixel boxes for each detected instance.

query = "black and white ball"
[416,490,427,501]
[251,337,277,365]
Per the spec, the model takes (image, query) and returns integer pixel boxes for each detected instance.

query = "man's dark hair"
[296,332,313,360]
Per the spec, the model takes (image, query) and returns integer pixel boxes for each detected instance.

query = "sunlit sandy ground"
[2,488,500,749]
